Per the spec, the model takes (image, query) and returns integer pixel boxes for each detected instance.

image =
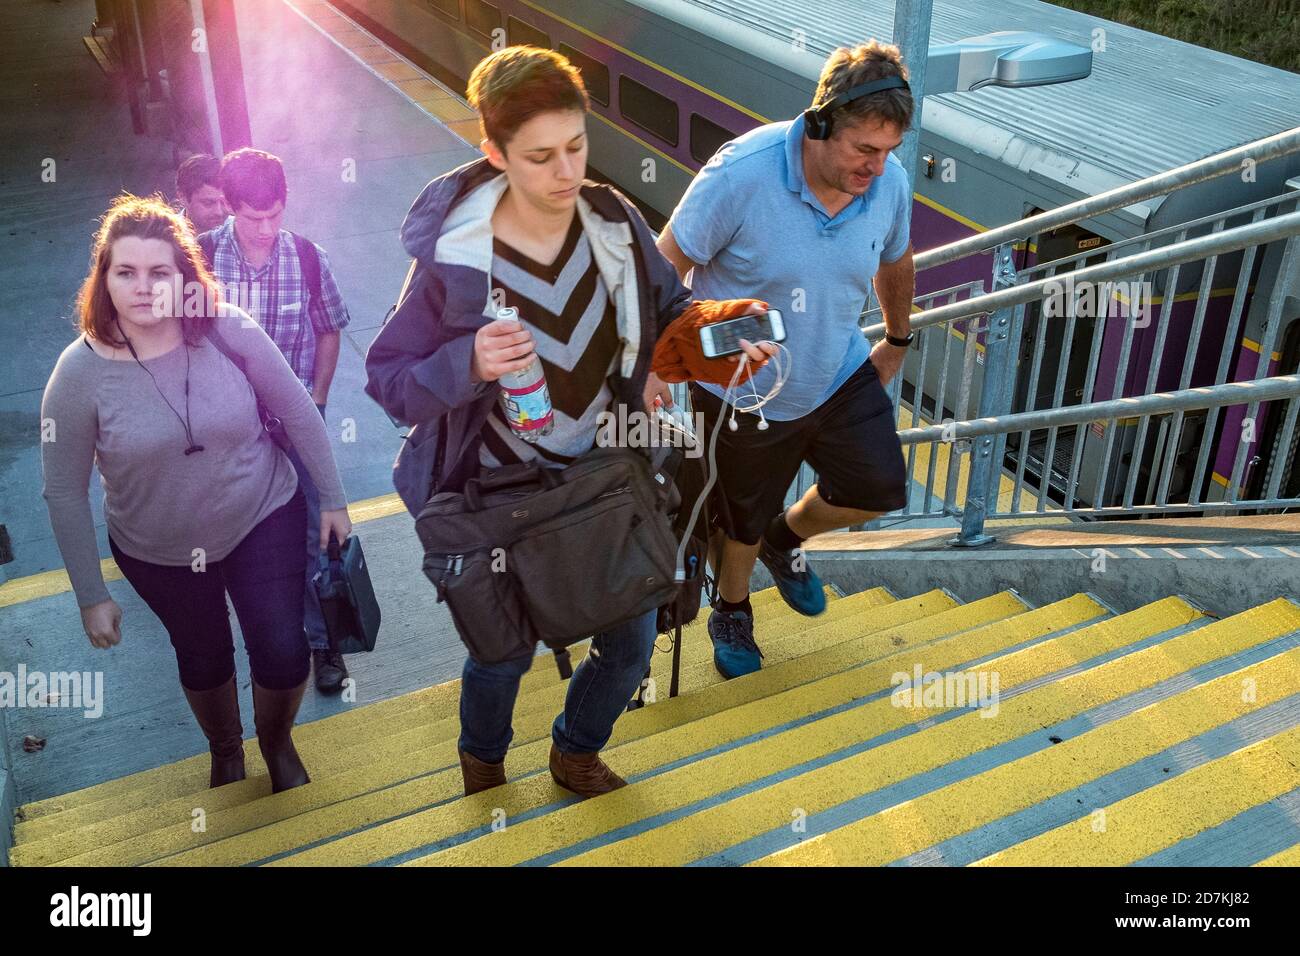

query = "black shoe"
[312,648,348,694]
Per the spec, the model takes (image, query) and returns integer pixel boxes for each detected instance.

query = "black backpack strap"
[290,232,323,334]
[669,593,683,699]
[290,232,322,300]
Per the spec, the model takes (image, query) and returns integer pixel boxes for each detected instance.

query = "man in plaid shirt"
[199,147,353,694]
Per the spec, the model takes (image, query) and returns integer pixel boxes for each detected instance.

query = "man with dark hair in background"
[198,147,355,695]
[175,153,228,234]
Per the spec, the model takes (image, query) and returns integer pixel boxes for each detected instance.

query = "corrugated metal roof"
[673,0,1300,188]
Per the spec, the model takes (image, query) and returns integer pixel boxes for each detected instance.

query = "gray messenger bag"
[415,444,681,678]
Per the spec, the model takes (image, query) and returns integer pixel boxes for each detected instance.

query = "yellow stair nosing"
[21,590,1040,866]
[151,593,966,866]
[424,597,1209,867]
[757,645,1300,866]
[553,600,1294,868]
[13,587,852,831]
[547,601,1295,867]
[12,588,953,864]
[268,593,1099,868]
[970,723,1300,867]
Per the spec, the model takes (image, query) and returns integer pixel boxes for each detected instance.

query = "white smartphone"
[698,310,786,359]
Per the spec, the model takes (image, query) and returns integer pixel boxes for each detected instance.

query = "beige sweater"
[41,306,347,607]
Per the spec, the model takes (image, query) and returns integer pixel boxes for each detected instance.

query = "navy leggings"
[108,489,311,692]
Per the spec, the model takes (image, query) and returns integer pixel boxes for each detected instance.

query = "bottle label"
[500,378,554,432]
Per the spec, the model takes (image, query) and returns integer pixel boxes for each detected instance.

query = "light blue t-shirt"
[667,116,911,420]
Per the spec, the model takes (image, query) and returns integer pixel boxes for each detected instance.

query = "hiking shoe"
[708,608,764,679]
[312,648,349,694]
[757,537,826,616]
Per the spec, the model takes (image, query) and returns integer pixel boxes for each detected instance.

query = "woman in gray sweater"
[41,194,353,792]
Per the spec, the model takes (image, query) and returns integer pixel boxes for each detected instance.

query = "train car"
[339,0,1300,512]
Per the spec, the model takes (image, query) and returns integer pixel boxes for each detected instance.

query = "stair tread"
[11,593,1299,868]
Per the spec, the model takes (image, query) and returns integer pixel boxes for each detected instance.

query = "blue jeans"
[458,609,658,764]
[286,416,329,652]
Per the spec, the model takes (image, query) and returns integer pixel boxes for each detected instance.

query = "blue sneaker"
[708,608,764,679]
[757,537,827,616]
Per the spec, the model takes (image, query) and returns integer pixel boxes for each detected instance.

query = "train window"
[690,113,736,164]
[619,75,678,147]
[425,0,459,19]
[558,43,609,106]
[507,16,549,49]
[464,0,500,39]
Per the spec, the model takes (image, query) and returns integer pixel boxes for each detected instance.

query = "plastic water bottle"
[496,306,555,442]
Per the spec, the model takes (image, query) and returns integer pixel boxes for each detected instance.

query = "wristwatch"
[885,330,915,348]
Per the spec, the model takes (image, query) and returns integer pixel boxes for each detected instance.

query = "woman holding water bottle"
[364,46,773,800]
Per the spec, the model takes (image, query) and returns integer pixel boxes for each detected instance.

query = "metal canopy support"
[892,0,933,198]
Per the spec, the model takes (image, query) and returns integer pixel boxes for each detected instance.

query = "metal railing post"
[953,243,1020,546]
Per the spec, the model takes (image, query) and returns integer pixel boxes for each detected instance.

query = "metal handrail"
[913,126,1300,271]
[1013,190,1300,283]
[897,375,1300,444]
[864,207,1300,338]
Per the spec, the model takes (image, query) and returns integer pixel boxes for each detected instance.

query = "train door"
[1005,210,1111,506]
[1246,315,1300,502]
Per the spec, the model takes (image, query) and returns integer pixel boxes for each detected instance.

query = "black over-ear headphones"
[802,76,911,141]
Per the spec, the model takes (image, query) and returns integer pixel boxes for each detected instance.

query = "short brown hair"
[77,194,222,345]
[466,46,589,153]
[175,153,220,201]
[219,147,287,212]
[813,40,913,134]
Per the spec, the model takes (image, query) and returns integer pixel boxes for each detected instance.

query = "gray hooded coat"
[364,157,693,516]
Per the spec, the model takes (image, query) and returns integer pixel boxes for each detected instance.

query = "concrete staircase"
[9,585,1300,867]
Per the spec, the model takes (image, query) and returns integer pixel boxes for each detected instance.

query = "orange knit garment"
[650,298,771,386]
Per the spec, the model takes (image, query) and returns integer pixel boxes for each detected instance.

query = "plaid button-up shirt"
[202,220,351,391]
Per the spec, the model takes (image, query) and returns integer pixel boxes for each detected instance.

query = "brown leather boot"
[182,676,246,788]
[252,679,311,793]
[458,749,507,796]
[549,742,627,799]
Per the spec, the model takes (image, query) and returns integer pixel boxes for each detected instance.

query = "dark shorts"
[690,357,908,545]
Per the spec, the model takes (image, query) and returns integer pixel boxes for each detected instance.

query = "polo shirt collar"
[784,115,807,195]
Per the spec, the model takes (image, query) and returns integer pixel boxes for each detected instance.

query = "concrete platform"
[0,0,478,584]
[0,0,479,806]
[804,514,1300,618]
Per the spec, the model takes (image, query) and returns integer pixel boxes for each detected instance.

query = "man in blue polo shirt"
[655,41,918,678]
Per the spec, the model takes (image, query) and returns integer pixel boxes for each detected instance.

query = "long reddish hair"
[77,193,222,345]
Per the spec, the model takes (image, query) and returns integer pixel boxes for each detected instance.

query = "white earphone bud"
[728,416,739,431]
[756,417,769,431]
